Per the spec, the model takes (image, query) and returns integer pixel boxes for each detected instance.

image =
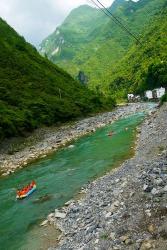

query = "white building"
[127,94,134,101]
[135,95,141,101]
[145,90,153,99]
[153,87,165,99]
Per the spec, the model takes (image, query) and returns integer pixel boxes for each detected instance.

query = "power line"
[96,0,142,44]
[89,0,123,28]
[91,0,141,44]
[89,0,142,45]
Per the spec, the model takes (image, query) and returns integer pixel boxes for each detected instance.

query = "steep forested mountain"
[105,9,167,99]
[39,0,166,97]
[0,18,114,140]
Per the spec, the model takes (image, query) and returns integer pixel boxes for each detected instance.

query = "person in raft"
[17,181,36,196]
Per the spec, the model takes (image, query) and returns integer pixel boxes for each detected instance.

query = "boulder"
[55,209,66,219]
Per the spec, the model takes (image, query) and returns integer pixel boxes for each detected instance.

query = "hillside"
[105,8,167,99]
[39,5,107,75]
[0,18,114,140]
[39,0,166,94]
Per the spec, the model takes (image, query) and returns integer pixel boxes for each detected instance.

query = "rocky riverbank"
[0,103,153,177]
[45,103,167,250]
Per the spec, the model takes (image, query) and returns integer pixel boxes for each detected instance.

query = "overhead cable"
[89,0,142,45]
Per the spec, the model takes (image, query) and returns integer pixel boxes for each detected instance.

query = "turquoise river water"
[0,112,147,250]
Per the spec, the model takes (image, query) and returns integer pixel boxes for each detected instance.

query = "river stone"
[55,210,66,219]
[148,224,157,234]
[105,212,112,218]
[40,219,48,226]
[145,209,151,217]
[110,232,116,240]
[65,200,74,206]
[108,204,118,213]
[120,235,129,242]
[140,241,152,250]
[143,184,150,192]
[47,213,55,223]
[125,239,133,245]
[151,188,159,195]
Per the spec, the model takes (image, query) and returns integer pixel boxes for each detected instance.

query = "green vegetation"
[104,9,167,99]
[160,94,167,105]
[0,18,115,140]
[40,0,167,100]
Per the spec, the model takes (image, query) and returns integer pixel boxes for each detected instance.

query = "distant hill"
[39,0,166,98]
[0,18,114,140]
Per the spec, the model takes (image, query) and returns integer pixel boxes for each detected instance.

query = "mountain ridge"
[39,0,166,100]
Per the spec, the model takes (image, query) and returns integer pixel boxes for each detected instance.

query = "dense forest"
[102,8,167,99]
[40,0,167,100]
[0,18,115,140]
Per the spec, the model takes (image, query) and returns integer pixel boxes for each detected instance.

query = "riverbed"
[0,111,147,250]
[0,103,154,177]
[53,103,167,250]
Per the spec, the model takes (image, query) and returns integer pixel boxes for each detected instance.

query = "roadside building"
[128,94,141,102]
[152,87,165,99]
[127,94,134,101]
[145,90,153,100]
[135,95,141,101]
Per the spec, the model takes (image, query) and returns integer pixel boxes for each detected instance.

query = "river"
[0,112,146,250]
